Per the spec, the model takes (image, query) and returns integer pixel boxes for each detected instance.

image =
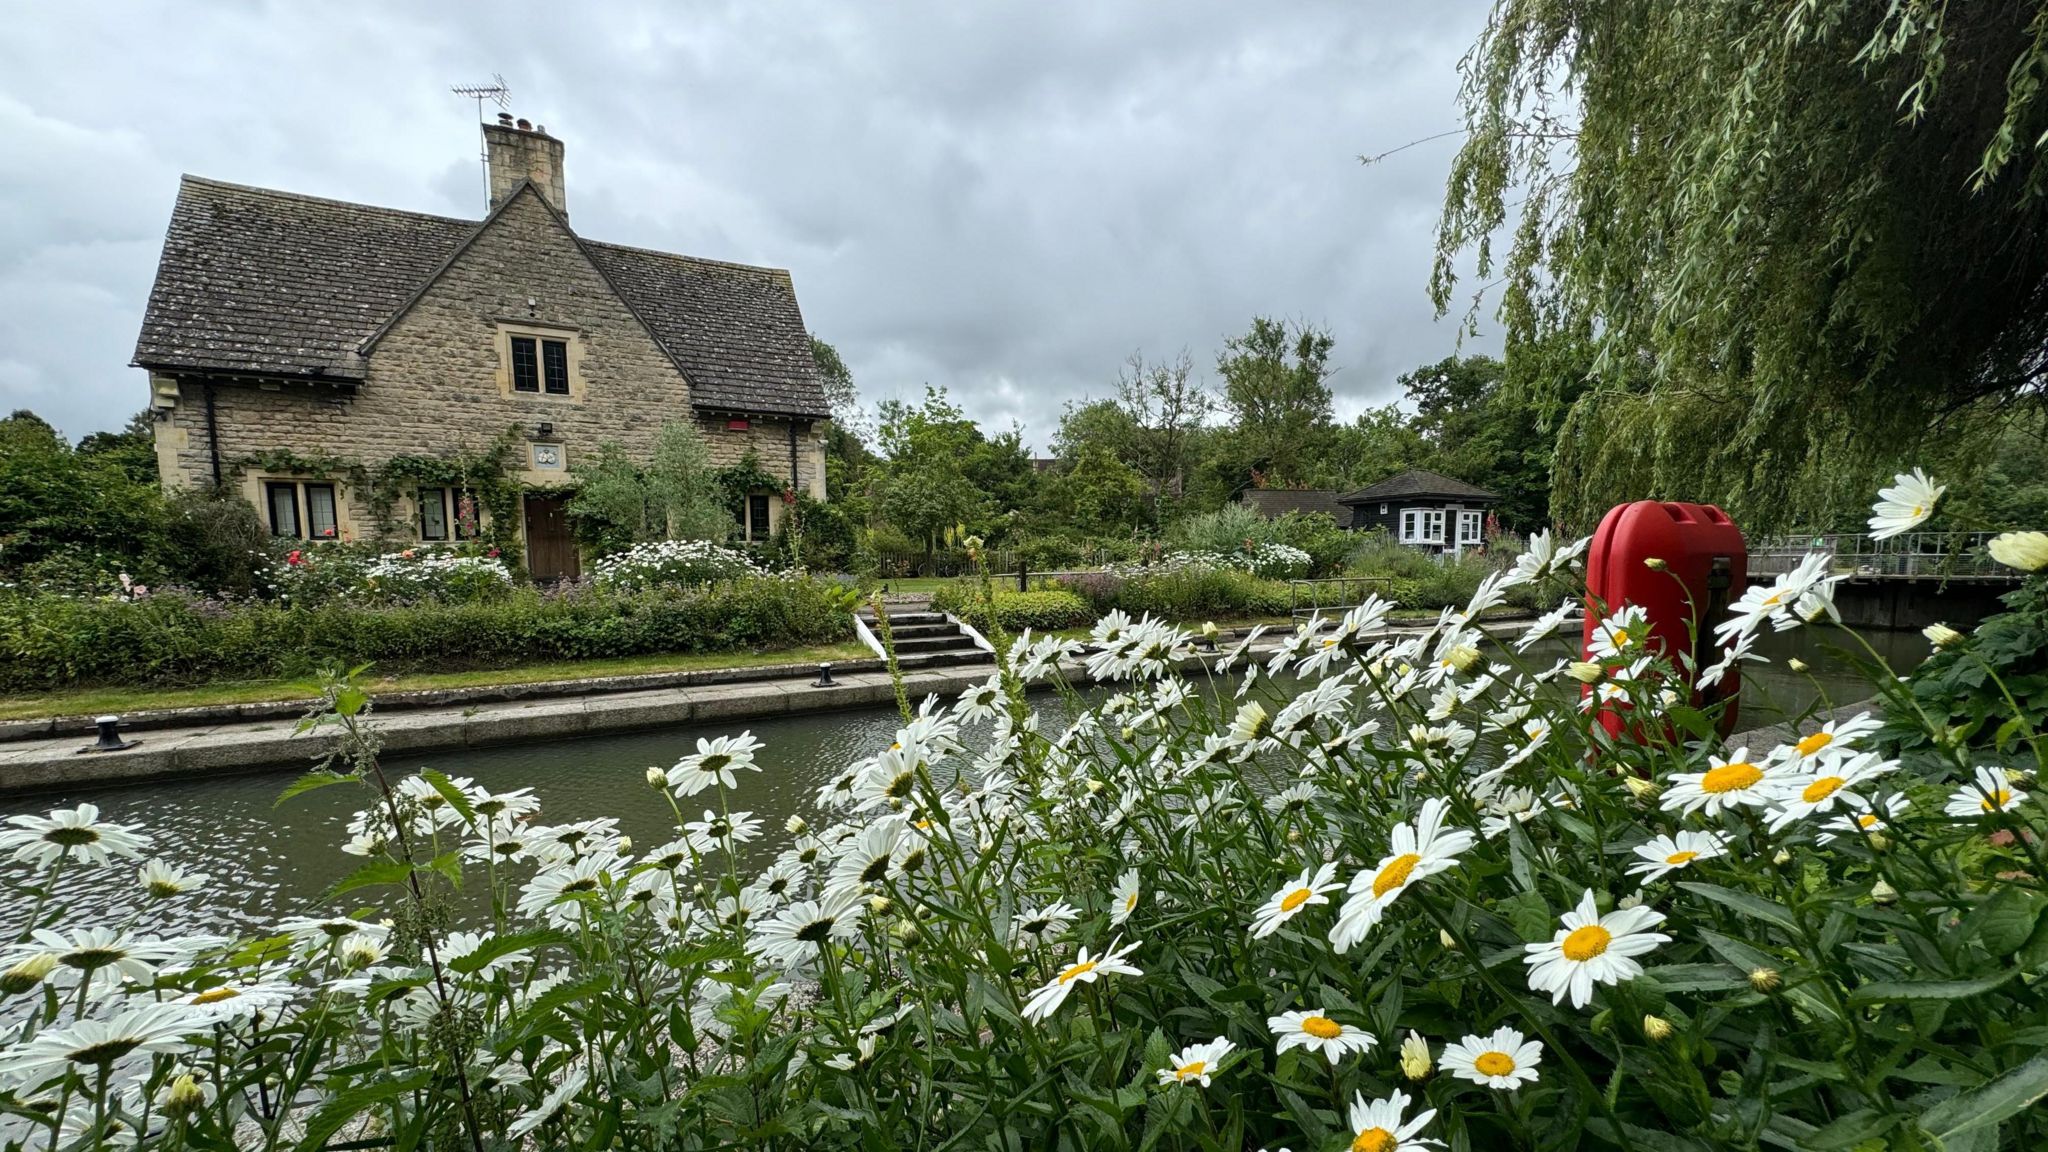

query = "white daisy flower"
[1587,605,1652,662]
[953,674,1005,722]
[1268,1009,1376,1064]
[1228,701,1273,749]
[1021,937,1143,1023]
[275,915,389,951]
[666,732,765,797]
[1515,599,1579,652]
[1250,861,1343,938]
[1012,900,1080,943]
[0,1002,199,1086]
[1817,793,1910,844]
[1868,468,1944,540]
[1625,830,1728,883]
[750,888,865,970]
[1765,751,1899,831]
[136,859,207,899]
[1661,749,1776,817]
[1441,1026,1542,1089]
[177,979,300,1023]
[1331,798,1475,953]
[1345,1088,1443,1151]
[1265,782,1322,817]
[684,809,763,852]
[1109,869,1142,926]
[1156,1037,1233,1087]
[0,803,150,868]
[1768,713,1882,769]
[516,855,615,927]
[1523,889,1670,1008]
[22,927,182,993]
[1946,766,2029,818]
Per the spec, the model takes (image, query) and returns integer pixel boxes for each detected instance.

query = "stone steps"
[857,606,988,663]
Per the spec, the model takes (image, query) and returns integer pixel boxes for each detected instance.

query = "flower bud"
[1771,849,1791,866]
[1,953,58,996]
[1871,878,1898,904]
[1987,530,2048,572]
[1446,644,1482,673]
[1866,831,1891,852]
[1085,778,1105,794]
[645,766,667,788]
[1566,661,1604,684]
[1923,622,1964,649]
[1439,929,1458,950]
[616,836,631,853]
[786,815,808,835]
[1786,658,1808,673]
[1622,775,1661,802]
[1642,1014,1674,1042]
[869,895,893,915]
[162,1074,207,1118]
[1286,827,1302,843]
[1748,966,1781,993]
[1399,1031,1431,1080]
[1643,557,1667,571]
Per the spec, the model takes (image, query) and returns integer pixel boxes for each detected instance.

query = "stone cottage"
[131,115,830,580]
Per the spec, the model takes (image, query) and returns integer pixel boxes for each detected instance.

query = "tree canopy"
[1435,0,2048,530]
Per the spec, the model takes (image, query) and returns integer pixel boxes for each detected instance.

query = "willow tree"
[1433,1,2048,531]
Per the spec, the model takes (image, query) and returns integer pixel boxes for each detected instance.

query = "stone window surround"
[415,486,486,542]
[492,320,589,402]
[248,475,349,542]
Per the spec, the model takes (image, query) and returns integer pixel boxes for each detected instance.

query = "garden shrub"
[1058,566,1293,621]
[932,585,1095,631]
[0,576,851,690]
[5,472,2043,1151]
[588,539,763,592]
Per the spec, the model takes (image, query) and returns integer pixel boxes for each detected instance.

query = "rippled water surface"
[1,626,1930,935]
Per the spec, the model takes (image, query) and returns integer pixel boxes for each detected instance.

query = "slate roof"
[132,175,829,418]
[1338,469,1500,504]
[1239,489,1347,521]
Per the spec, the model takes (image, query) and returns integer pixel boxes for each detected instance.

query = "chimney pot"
[497,112,513,125]
[516,117,531,130]
[482,117,567,218]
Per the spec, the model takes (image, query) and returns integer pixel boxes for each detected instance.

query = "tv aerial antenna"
[450,75,511,208]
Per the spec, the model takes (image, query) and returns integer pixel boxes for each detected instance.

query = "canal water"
[0,627,1928,936]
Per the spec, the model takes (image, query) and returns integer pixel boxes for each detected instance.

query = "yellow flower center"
[1610,629,1633,648]
[1124,893,1138,911]
[1911,503,1925,517]
[1352,1127,1395,1152]
[1301,1015,1344,1040]
[1701,762,1763,794]
[1856,813,1880,829]
[1801,776,1846,804]
[1176,1060,1206,1079]
[191,987,241,1004]
[1562,924,1613,962]
[1057,960,1097,985]
[1664,850,1699,866]
[1279,887,1314,912]
[1795,732,1832,757]
[1373,853,1423,898]
[1982,789,2013,812]
[1323,638,1339,648]
[1473,1050,1517,1077]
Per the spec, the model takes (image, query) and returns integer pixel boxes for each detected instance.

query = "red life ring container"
[1581,501,1747,738]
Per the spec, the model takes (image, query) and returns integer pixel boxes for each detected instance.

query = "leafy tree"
[567,422,731,552]
[1112,351,1212,515]
[1043,447,1148,537]
[0,409,165,585]
[875,455,985,552]
[1435,1,2048,530]
[1216,317,1335,487]
[1398,354,1563,530]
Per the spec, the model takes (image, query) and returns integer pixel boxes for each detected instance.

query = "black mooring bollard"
[86,715,139,753]
[811,663,837,688]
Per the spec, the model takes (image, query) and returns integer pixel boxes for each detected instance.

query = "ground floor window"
[737,491,774,543]
[1400,507,1444,545]
[264,480,339,540]
[418,487,482,541]
[1456,509,1484,546]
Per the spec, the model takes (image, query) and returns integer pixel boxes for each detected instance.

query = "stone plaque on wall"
[531,443,565,471]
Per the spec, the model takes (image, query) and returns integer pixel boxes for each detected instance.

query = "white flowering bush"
[359,549,513,603]
[589,539,764,592]
[2,475,2046,1150]
[1110,542,1313,581]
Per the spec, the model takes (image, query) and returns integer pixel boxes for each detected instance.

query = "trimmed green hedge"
[0,579,853,690]
[932,587,1096,632]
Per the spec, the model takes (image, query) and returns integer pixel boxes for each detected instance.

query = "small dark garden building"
[1237,489,1348,522]
[1337,469,1501,552]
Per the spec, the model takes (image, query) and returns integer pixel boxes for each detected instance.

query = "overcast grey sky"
[0,0,1498,447]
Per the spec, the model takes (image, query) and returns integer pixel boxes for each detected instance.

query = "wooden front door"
[523,494,580,582]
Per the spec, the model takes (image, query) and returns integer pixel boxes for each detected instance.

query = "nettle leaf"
[275,769,352,806]
[1497,887,1553,942]
[1917,1052,2048,1145]
[1800,1107,1895,1150]
[1677,881,1800,935]
[419,769,477,824]
[325,857,412,899]
[1846,969,2015,1005]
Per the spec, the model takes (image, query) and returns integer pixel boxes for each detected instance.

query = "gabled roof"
[1338,468,1500,504]
[1239,489,1347,521]
[132,175,829,418]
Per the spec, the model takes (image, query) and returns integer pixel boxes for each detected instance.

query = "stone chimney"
[483,114,566,218]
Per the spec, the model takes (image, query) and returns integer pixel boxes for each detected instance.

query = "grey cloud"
[0,0,1499,446]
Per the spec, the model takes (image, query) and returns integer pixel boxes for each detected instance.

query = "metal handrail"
[1746,531,2006,579]
[1288,576,1391,619]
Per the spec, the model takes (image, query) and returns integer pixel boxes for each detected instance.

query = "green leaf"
[1847,970,2015,1006]
[288,1069,432,1152]
[447,928,564,976]
[1646,962,1748,993]
[1801,1108,1894,1150]
[1967,887,2045,956]
[1918,1053,2048,1145]
[325,857,413,899]
[1677,881,1801,935]
[419,769,477,824]
[275,770,352,807]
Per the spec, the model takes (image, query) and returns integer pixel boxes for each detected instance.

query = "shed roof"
[1239,489,1348,521]
[1338,469,1500,504]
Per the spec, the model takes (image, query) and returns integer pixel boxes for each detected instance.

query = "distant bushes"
[1055,567,1292,622]
[0,578,854,691]
[932,586,1095,632]
[1345,529,1546,611]
[1167,505,1352,576]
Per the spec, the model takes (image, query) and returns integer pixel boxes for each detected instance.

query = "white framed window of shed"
[1400,508,1444,545]
[1457,510,1484,546]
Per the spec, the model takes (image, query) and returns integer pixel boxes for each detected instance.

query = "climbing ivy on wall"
[715,450,789,519]
[228,428,526,557]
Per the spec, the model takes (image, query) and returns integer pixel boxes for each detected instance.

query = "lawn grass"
[873,576,969,596]
[0,642,874,722]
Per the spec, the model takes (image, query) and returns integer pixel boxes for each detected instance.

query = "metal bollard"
[85,715,139,753]
[811,663,837,688]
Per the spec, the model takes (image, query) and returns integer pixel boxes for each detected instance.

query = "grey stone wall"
[151,186,826,544]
